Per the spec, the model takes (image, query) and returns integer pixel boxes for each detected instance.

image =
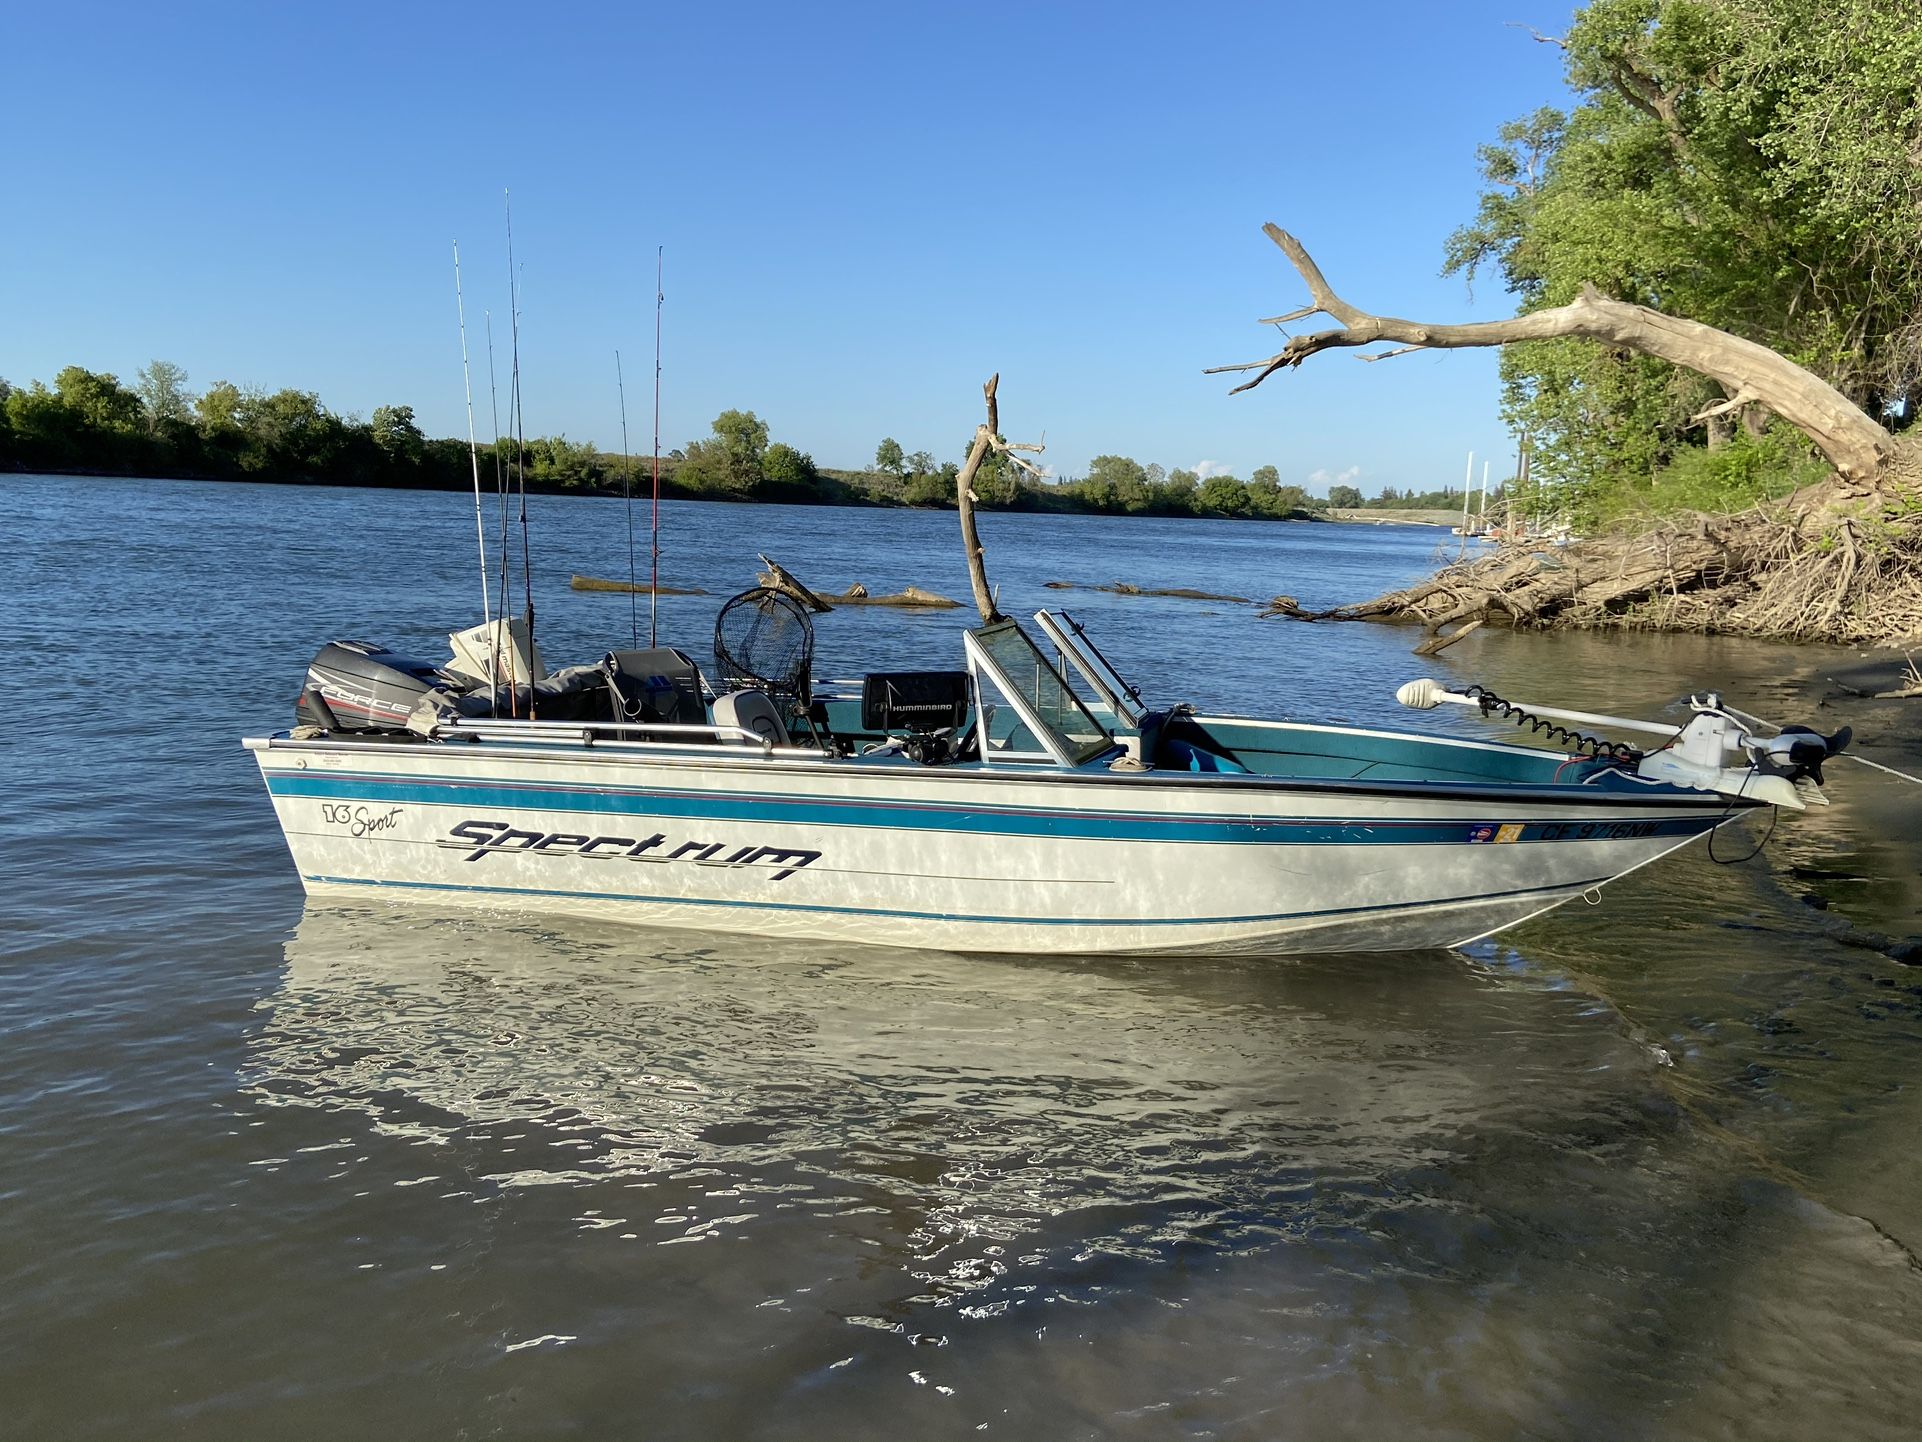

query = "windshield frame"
[1032,609,1147,729]
[963,620,1118,767]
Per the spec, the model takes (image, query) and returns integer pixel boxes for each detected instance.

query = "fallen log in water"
[826,584,961,609]
[754,557,961,610]
[1043,580,1253,604]
[570,574,708,595]
[757,554,835,612]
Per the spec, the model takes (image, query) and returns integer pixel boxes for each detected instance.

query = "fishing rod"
[616,348,637,645]
[505,189,534,715]
[651,245,663,647]
[451,241,491,631]
[485,308,512,711]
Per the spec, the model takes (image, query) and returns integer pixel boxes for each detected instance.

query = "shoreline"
[4,465,1352,525]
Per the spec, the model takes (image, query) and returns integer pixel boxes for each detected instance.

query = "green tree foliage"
[1448,0,1922,520]
[903,465,956,507]
[56,366,144,434]
[1197,474,1249,515]
[135,360,194,432]
[196,380,245,432]
[1,362,1333,527]
[525,435,602,487]
[677,409,771,493]
[371,403,426,466]
[1082,454,1149,512]
[972,450,1019,507]
[762,441,817,490]
[898,450,954,507]
[873,436,905,478]
[1327,483,1364,508]
[1,368,146,467]
[242,388,349,474]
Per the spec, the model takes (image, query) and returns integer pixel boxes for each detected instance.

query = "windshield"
[966,621,1115,765]
[1033,609,1146,728]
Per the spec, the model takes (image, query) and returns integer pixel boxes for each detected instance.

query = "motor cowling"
[299,641,468,732]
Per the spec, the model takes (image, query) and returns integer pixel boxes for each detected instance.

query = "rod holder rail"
[433,717,826,755]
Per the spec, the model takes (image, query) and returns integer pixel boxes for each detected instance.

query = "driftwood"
[1043,580,1252,604]
[1257,488,1922,647]
[757,553,835,613]
[825,584,961,609]
[569,574,708,596]
[954,375,1046,623]
[1828,656,1922,700]
[751,560,961,611]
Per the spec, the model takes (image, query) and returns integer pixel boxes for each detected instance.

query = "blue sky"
[2,1,1575,491]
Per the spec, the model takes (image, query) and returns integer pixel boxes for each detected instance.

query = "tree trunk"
[1210,225,1897,482]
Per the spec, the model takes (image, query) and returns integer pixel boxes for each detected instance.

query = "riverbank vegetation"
[1223,0,1922,646]
[1,363,1481,525]
[1441,0,1921,530]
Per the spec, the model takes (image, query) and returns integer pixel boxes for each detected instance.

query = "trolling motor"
[1744,720,1852,786]
[1395,678,1849,809]
[1659,692,1850,794]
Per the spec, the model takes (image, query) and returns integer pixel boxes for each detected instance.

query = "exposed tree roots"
[1264,450,1922,648]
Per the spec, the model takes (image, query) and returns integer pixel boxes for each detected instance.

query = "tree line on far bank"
[0,361,1471,519]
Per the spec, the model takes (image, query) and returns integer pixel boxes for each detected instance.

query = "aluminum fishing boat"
[245,595,1846,956]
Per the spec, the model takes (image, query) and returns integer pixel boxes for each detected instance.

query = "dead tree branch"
[954,374,1046,623]
[1209,224,1897,480]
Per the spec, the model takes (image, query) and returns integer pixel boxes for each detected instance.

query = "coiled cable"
[1462,684,1643,764]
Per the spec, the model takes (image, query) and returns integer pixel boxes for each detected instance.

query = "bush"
[1609,429,1831,522]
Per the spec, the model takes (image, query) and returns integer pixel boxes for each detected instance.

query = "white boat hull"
[248,738,1738,956]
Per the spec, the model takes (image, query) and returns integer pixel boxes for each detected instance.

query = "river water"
[4,473,1919,1440]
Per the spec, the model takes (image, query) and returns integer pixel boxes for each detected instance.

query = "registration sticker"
[1469,822,1525,844]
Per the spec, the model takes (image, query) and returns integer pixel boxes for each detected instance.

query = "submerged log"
[570,574,708,595]
[824,584,962,609]
[752,558,961,610]
[1413,617,1485,656]
[1043,580,1254,604]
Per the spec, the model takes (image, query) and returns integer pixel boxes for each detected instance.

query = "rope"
[1707,766,1777,864]
[1724,705,1922,787]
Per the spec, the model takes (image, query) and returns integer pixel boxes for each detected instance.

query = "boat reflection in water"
[242,902,1921,1438]
[251,900,1667,1296]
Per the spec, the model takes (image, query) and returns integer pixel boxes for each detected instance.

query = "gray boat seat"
[714,689,790,746]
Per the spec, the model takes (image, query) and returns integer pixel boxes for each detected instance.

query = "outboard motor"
[297,641,469,733]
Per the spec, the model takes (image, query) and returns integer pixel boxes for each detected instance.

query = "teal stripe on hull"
[302,871,1622,929]
[267,773,1722,848]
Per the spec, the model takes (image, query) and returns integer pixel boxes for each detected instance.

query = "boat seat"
[714,689,790,747]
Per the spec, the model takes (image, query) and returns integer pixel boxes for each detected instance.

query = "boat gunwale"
[243,730,1761,813]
